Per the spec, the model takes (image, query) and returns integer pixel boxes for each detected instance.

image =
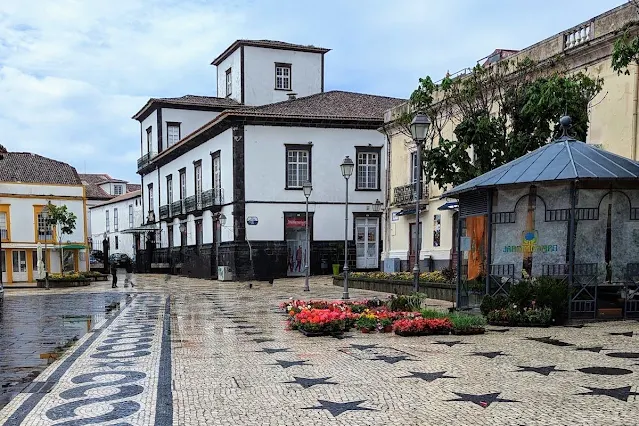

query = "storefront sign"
[503,230,558,253]
[246,216,258,225]
[286,218,306,228]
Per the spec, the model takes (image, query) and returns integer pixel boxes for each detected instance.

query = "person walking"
[110,262,118,288]
[124,260,134,287]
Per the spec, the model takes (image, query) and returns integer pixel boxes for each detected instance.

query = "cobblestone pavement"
[1,274,639,425]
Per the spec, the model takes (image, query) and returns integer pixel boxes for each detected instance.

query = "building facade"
[89,190,143,259]
[0,153,88,284]
[134,40,403,280]
[382,2,639,272]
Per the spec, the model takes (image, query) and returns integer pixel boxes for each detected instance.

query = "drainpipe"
[380,124,393,268]
[632,63,639,160]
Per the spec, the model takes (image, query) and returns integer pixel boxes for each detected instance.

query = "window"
[212,151,221,203]
[285,145,311,189]
[0,210,7,241]
[114,235,119,250]
[35,206,54,242]
[114,208,119,232]
[129,204,134,228]
[1,250,6,273]
[167,123,181,148]
[225,68,232,96]
[146,127,152,154]
[195,219,203,247]
[167,225,174,248]
[179,169,186,199]
[166,175,173,204]
[180,222,187,246]
[114,185,123,196]
[106,210,110,232]
[194,161,202,206]
[148,184,154,214]
[433,214,441,247]
[355,147,381,190]
[275,63,291,90]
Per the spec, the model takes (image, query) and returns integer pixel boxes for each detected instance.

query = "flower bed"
[36,272,90,288]
[349,271,450,283]
[486,307,552,327]
[393,318,453,336]
[80,271,109,281]
[289,309,347,336]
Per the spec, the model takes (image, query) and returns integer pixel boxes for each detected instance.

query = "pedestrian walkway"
[1,275,638,425]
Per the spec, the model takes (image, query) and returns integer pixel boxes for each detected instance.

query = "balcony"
[392,182,428,206]
[137,151,158,172]
[159,205,170,220]
[201,188,224,209]
[184,195,200,214]
[170,200,184,218]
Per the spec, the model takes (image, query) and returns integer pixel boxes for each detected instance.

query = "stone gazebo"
[443,117,639,320]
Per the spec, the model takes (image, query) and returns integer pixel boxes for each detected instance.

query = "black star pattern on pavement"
[447,392,519,407]
[258,348,291,354]
[253,338,275,343]
[284,376,338,388]
[433,340,466,347]
[578,386,639,402]
[606,352,639,359]
[576,346,604,353]
[270,359,310,369]
[94,360,136,369]
[515,365,566,376]
[526,337,573,347]
[350,344,378,351]
[398,371,457,382]
[303,400,375,417]
[471,351,507,359]
[374,355,412,364]
[577,367,633,376]
[610,331,634,337]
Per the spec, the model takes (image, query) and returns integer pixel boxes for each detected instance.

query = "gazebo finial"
[559,115,572,138]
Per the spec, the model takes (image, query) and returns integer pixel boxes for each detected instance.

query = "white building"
[0,153,88,284]
[89,190,143,259]
[133,40,404,279]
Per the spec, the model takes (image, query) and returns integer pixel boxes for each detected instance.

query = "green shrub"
[449,313,486,331]
[508,280,535,309]
[534,277,570,323]
[420,308,449,319]
[387,293,426,312]
[521,307,552,325]
[480,294,508,316]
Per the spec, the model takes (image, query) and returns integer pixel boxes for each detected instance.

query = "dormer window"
[114,185,123,196]
[225,68,232,96]
[275,63,291,90]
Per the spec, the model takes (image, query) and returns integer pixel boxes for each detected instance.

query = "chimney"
[287,92,297,100]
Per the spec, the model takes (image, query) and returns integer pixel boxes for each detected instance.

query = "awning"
[62,244,88,250]
[438,202,459,211]
[120,223,160,234]
[396,208,416,216]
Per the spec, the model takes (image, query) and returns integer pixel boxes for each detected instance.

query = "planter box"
[333,277,455,301]
[36,279,90,288]
[93,274,109,281]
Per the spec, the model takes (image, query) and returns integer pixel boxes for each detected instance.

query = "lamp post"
[302,181,313,291]
[340,156,354,300]
[409,113,431,293]
[41,205,50,290]
[219,213,227,227]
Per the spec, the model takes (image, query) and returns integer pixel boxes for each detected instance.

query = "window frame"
[166,174,173,204]
[355,146,382,191]
[129,204,134,228]
[34,205,55,243]
[0,205,10,242]
[179,168,186,199]
[166,122,181,148]
[225,68,232,96]
[275,63,292,91]
[284,144,312,190]
[114,207,119,232]
[194,160,202,205]
[211,151,221,191]
[146,126,152,154]
[147,183,154,216]
[105,209,110,233]
[115,235,119,250]
[113,185,123,196]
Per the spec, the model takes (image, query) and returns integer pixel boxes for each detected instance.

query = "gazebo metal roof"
[443,134,639,198]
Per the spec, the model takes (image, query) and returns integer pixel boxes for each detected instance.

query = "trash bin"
[321,257,328,274]
[332,264,340,276]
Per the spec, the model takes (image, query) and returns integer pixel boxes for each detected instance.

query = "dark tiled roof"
[126,183,141,192]
[0,152,81,185]
[237,91,406,120]
[212,39,330,65]
[132,95,240,121]
[79,173,111,184]
[91,190,141,208]
[444,136,639,197]
[79,173,134,200]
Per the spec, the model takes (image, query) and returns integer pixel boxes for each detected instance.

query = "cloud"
[0,0,626,182]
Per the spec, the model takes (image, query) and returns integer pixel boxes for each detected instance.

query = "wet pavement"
[0,291,131,409]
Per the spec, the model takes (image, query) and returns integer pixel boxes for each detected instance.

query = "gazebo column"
[456,214,463,308]
[485,189,493,296]
[567,180,577,320]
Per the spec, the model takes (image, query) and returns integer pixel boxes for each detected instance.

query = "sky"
[0,0,627,183]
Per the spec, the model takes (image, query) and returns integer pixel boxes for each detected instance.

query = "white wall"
[216,49,242,103]
[0,183,83,198]
[142,128,234,247]
[243,46,323,106]
[162,108,221,147]
[141,110,157,156]
[90,195,143,257]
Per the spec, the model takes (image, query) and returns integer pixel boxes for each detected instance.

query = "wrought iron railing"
[392,182,428,206]
[185,195,198,213]
[137,152,152,170]
[201,188,224,209]
[170,200,184,217]
[159,205,170,220]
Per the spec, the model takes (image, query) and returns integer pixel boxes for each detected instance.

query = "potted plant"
[450,314,486,335]
[356,312,378,333]
[426,318,453,335]
[290,308,345,336]
[379,316,393,333]
[393,318,431,337]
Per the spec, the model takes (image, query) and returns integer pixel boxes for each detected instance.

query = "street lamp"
[409,113,431,292]
[218,213,227,227]
[41,205,50,290]
[302,181,313,291]
[372,199,382,212]
[340,155,354,300]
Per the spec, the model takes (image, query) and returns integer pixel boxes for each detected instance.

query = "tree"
[401,58,603,188]
[611,1,639,75]
[46,202,77,275]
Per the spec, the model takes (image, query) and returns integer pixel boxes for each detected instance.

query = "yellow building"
[0,152,89,285]
[381,3,639,272]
